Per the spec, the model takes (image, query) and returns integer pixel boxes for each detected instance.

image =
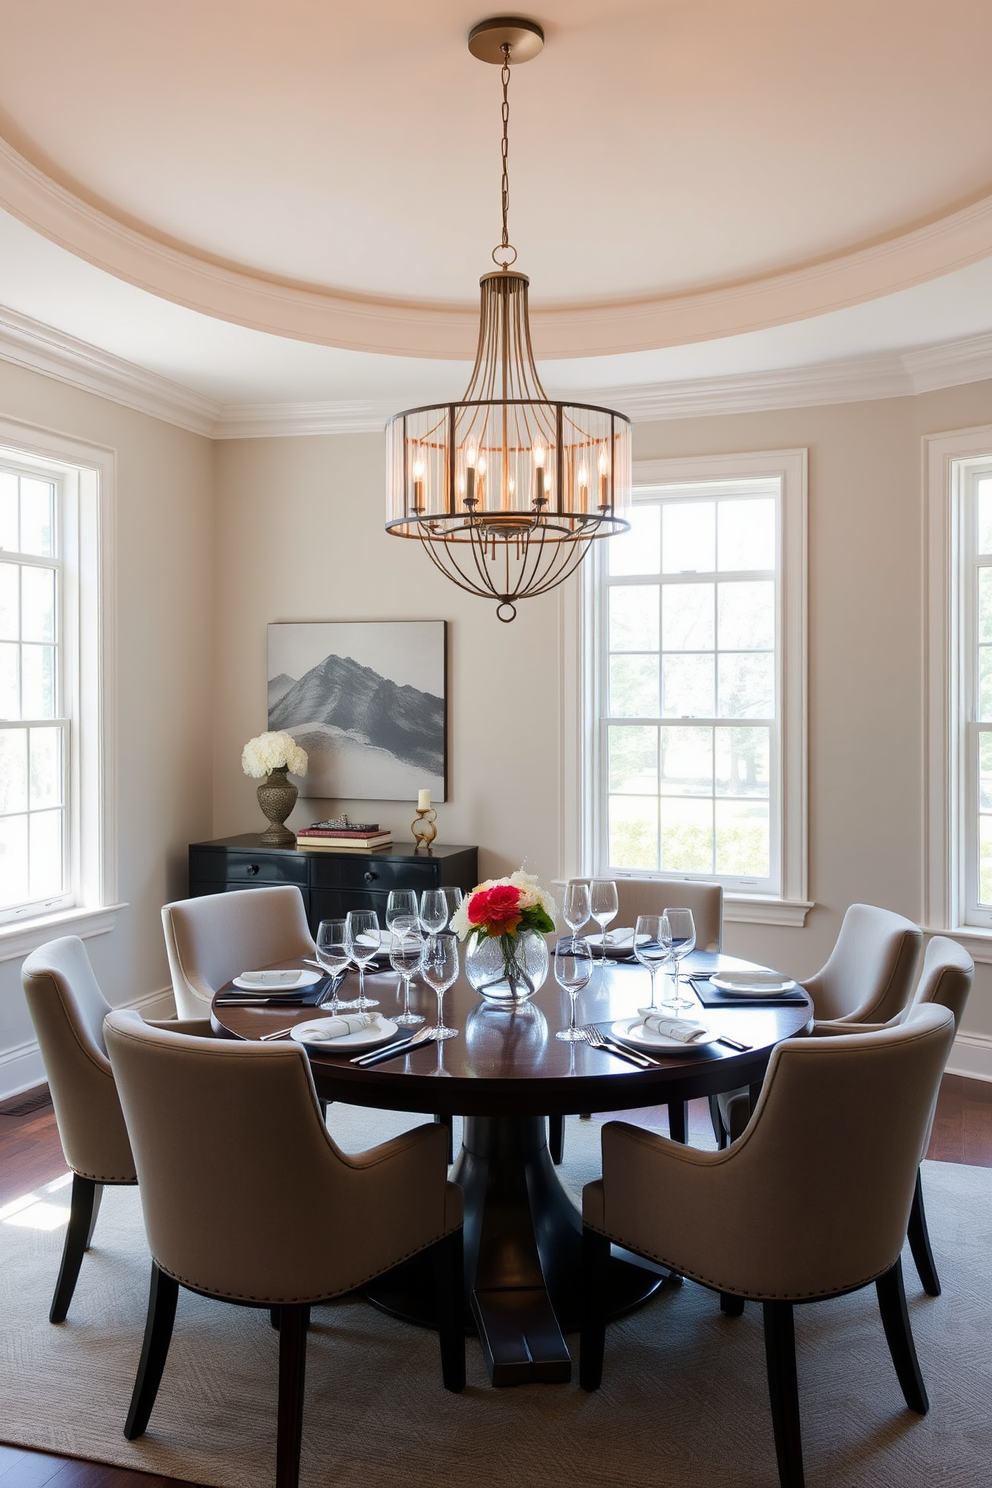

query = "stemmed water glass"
[665,907,696,1011]
[390,919,424,1026]
[419,888,449,936]
[344,910,380,1011]
[440,885,463,927]
[386,890,419,930]
[562,880,591,937]
[422,932,459,1042]
[554,936,594,1042]
[633,914,672,1013]
[589,880,619,964]
[314,918,352,1014]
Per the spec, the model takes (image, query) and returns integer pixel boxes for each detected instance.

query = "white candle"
[418,789,431,811]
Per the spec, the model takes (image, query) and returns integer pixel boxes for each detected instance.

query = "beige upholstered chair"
[580,1003,956,1488]
[162,884,316,1018]
[20,935,210,1322]
[104,1011,464,1488]
[711,901,922,1146]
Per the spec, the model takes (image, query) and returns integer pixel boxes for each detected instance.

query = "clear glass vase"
[464,927,549,1004]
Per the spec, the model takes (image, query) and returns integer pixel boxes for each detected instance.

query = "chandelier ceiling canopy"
[385,16,631,622]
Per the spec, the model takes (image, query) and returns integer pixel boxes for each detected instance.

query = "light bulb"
[477,453,488,476]
[577,463,590,487]
[532,440,546,469]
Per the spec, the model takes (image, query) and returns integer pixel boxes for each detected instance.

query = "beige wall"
[0,362,214,1088]
[213,381,992,1046]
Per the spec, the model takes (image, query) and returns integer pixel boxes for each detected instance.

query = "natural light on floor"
[0,1171,71,1230]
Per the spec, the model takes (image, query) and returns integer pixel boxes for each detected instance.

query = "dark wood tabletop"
[211,951,813,1116]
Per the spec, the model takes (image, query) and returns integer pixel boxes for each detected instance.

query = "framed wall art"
[267,621,448,801]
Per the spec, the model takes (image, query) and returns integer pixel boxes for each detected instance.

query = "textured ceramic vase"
[465,927,549,1004]
[256,765,298,845]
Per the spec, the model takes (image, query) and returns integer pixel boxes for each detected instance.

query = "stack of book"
[296,823,392,851]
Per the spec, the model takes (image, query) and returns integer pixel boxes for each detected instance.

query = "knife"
[595,1037,656,1069]
[351,1026,434,1066]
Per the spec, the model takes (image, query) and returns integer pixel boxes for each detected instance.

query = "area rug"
[1,1108,990,1488]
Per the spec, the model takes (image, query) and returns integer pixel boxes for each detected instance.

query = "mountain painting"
[267,621,447,802]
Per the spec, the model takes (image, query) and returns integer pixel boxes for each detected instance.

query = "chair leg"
[124,1263,180,1440]
[875,1258,928,1414]
[276,1304,309,1488]
[50,1175,103,1324]
[548,1114,564,1165]
[432,1229,466,1392]
[762,1300,805,1488]
[579,1227,612,1391]
[708,1093,729,1148]
[907,1168,941,1298]
[720,1292,745,1317]
[435,1112,454,1164]
[668,1100,687,1144]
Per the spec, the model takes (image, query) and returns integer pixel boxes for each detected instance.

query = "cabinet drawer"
[311,888,390,923]
[224,851,310,887]
[309,855,438,891]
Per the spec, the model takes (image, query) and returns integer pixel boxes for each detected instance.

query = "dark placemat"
[690,977,807,1008]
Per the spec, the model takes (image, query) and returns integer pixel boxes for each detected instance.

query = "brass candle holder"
[411,807,438,852]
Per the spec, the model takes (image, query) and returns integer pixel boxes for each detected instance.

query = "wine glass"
[554,936,594,1042]
[314,918,351,1014]
[633,914,672,1013]
[386,890,418,930]
[562,880,591,937]
[421,932,459,1041]
[344,910,380,1011]
[390,922,425,1026]
[440,885,463,927]
[665,907,696,1011]
[419,888,448,936]
[589,880,619,963]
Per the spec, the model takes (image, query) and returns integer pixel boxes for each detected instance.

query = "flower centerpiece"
[451,871,556,1004]
[242,731,308,845]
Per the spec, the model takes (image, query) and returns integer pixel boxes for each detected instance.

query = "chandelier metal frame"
[384,18,631,622]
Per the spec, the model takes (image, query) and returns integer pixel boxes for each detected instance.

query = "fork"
[581,1024,657,1068]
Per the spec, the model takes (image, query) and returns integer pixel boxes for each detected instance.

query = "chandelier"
[385,17,631,623]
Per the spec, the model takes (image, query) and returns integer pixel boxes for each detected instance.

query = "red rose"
[468,884,523,937]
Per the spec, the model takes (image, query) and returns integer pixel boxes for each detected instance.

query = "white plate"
[610,1016,715,1054]
[710,972,796,995]
[232,969,322,993]
[290,1017,399,1051]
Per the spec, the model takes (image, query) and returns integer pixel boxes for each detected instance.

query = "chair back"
[904,934,974,1030]
[104,1011,455,1303]
[162,885,315,1017]
[21,936,136,1183]
[568,879,723,951]
[802,902,921,1023]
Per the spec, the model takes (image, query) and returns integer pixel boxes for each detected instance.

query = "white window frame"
[0,417,121,962]
[924,423,992,961]
[561,449,809,928]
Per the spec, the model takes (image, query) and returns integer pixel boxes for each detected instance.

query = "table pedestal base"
[365,1114,665,1386]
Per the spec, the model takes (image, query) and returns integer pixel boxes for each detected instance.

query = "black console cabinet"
[188,835,479,936]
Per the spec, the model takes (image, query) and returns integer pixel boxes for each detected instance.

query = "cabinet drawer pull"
[246,863,260,876]
[364,870,379,884]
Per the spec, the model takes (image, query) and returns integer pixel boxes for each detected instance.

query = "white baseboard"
[945,1031,992,1083]
[0,984,176,1104]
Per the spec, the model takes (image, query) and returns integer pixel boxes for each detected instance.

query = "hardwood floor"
[2,1074,991,1487]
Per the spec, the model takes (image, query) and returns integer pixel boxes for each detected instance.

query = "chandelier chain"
[493,43,517,268]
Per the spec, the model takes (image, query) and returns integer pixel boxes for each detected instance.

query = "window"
[924,426,992,952]
[564,451,808,926]
[0,421,118,960]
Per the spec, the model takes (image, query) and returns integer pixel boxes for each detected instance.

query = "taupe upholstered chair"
[20,935,211,1322]
[162,884,316,1018]
[104,1011,464,1488]
[711,902,923,1146]
[580,1003,956,1488]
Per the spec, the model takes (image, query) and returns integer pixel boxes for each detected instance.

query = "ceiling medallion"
[385,16,631,622]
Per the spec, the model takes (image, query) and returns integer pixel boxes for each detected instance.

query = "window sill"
[0,903,127,964]
[725,895,814,928]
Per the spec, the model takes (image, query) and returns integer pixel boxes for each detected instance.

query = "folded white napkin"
[300,1013,379,1043]
[239,969,303,987]
[639,1013,709,1044]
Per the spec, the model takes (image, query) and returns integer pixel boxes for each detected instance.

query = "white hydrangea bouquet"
[241,730,308,779]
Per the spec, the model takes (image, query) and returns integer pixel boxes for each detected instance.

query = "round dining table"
[212,951,812,1387]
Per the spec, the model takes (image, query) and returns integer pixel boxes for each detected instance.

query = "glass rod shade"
[386,271,631,621]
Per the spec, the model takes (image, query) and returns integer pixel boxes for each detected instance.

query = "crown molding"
[212,402,394,439]
[0,303,220,436]
[5,129,992,360]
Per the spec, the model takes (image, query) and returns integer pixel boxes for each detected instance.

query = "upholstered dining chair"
[104,1012,464,1488]
[20,935,211,1323]
[710,901,923,1146]
[161,884,316,1018]
[579,1003,956,1488]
